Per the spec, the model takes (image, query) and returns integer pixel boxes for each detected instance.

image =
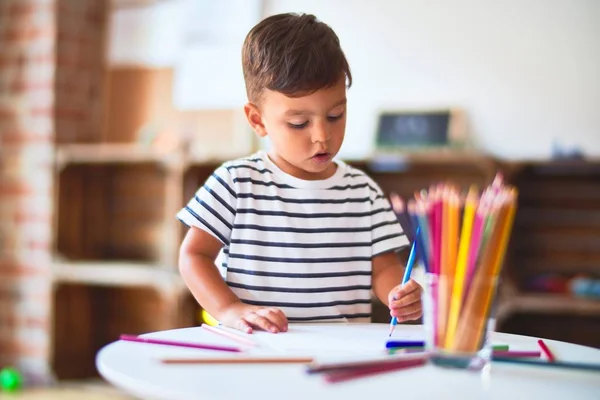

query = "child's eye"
[287,121,308,129]
[327,112,345,122]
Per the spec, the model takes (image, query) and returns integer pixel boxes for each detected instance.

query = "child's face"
[245,78,347,180]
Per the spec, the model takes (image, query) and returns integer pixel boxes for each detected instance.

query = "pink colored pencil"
[538,339,556,362]
[432,193,443,275]
[464,205,485,296]
[119,334,241,353]
[201,324,257,347]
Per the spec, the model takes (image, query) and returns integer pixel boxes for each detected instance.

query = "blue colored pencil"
[492,357,600,372]
[388,227,420,337]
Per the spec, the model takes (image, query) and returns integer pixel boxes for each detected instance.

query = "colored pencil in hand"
[388,227,420,337]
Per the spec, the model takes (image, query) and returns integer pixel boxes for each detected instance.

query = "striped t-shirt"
[177,151,408,322]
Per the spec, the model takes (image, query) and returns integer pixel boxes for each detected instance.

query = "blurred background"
[0,0,598,396]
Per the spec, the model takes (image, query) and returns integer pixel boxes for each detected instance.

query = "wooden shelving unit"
[495,160,600,348]
[50,138,600,379]
[50,144,191,380]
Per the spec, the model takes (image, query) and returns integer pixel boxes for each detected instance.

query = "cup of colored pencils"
[409,174,517,370]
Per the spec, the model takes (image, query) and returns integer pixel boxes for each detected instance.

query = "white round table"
[96,323,600,400]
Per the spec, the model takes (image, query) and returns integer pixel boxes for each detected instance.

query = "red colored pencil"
[537,339,556,362]
[323,358,427,384]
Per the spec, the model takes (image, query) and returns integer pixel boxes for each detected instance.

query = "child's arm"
[179,226,288,333]
[372,250,422,323]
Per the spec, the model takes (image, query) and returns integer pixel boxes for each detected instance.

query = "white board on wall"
[108,0,263,109]
[172,0,263,109]
[108,0,186,67]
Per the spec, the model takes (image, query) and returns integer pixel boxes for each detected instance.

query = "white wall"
[263,0,600,160]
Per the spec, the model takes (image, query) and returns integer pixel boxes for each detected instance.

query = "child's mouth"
[311,152,331,164]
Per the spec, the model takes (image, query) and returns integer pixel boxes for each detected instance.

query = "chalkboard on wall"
[375,109,466,150]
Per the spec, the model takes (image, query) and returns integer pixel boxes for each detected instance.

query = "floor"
[0,380,134,399]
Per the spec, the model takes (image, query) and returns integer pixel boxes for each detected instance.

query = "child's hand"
[219,302,288,334]
[388,279,423,323]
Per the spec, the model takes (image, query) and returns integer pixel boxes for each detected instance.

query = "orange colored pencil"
[451,196,509,352]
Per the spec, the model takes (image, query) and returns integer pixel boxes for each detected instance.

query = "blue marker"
[385,340,425,349]
[388,227,419,337]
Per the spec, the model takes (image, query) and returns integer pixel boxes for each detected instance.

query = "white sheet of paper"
[250,323,424,356]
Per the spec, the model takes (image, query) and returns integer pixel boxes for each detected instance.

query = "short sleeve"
[176,166,237,246]
[370,185,409,257]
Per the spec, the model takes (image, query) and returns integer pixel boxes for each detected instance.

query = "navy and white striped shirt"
[177,151,408,322]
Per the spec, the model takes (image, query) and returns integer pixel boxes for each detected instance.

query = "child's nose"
[310,123,329,143]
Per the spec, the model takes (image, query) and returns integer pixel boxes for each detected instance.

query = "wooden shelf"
[55,143,182,169]
[52,261,186,295]
[497,293,600,322]
[366,149,494,164]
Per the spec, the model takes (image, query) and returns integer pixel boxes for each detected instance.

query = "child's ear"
[244,103,267,138]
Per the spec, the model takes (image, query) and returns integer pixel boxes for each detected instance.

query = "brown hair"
[242,13,352,103]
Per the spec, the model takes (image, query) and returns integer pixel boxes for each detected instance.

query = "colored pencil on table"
[492,351,541,358]
[538,339,556,362]
[323,358,427,384]
[201,324,257,347]
[492,358,600,372]
[306,354,427,374]
[119,334,242,353]
[161,357,313,364]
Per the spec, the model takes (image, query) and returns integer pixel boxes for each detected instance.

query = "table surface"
[96,323,600,400]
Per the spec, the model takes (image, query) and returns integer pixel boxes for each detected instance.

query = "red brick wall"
[55,0,107,143]
[0,0,56,379]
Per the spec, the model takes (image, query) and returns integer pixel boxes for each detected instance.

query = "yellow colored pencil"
[444,186,478,349]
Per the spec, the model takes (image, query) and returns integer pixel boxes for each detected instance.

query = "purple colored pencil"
[493,350,541,358]
[390,194,415,243]
[119,334,242,353]
[431,194,442,275]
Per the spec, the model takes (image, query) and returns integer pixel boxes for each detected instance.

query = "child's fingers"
[257,308,288,332]
[390,300,422,318]
[393,310,423,323]
[391,287,421,309]
[235,318,253,334]
[393,279,421,299]
[244,312,279,333]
